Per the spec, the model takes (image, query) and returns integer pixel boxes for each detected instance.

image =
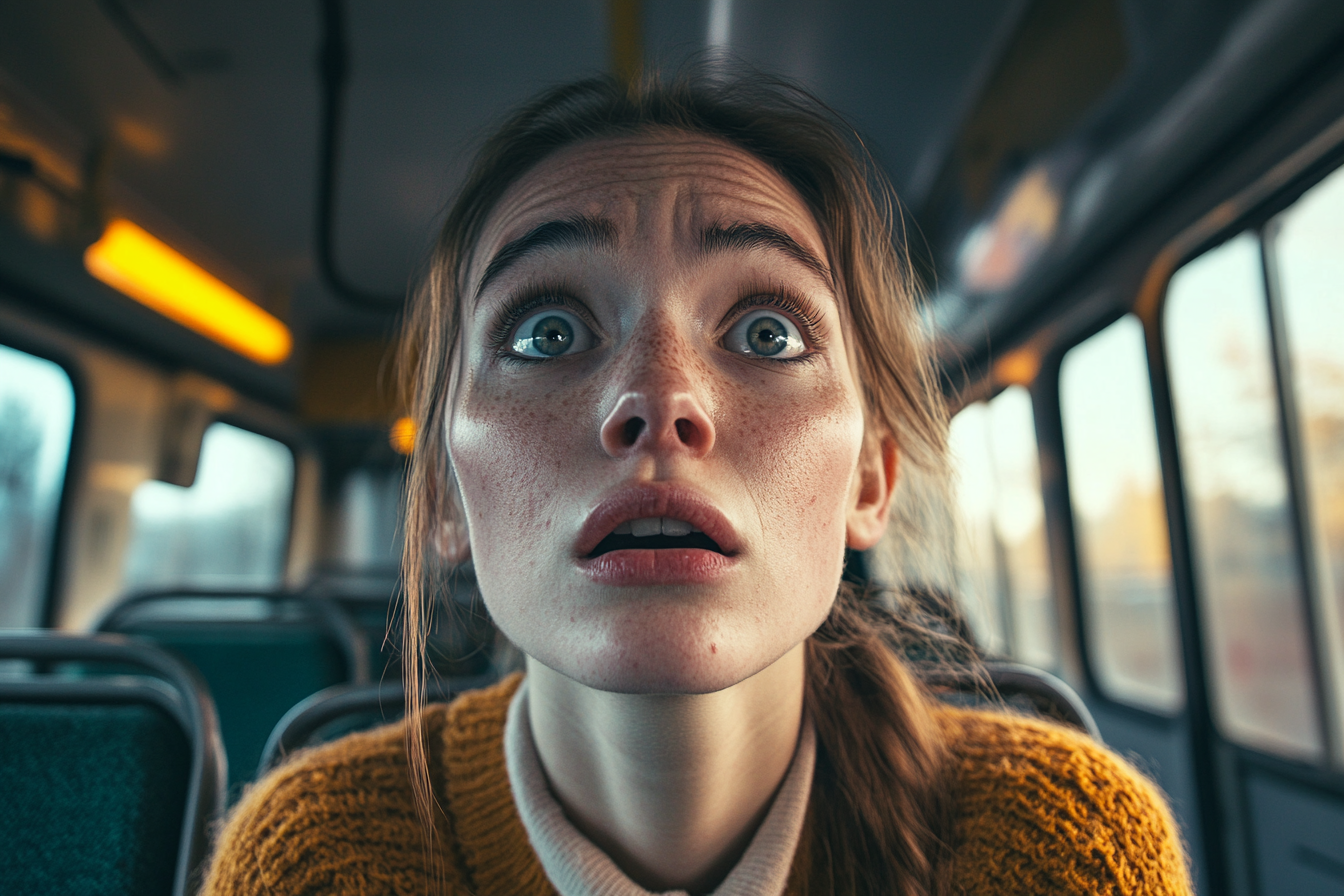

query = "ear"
[846,434,899,551]
[431,515,472,566]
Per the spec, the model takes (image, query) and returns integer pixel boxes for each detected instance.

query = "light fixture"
[390,416,416,455]
[84,218,292,365]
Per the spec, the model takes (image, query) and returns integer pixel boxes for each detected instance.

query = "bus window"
[949,386,1057,667]
[1166,232,1323,759]
[0,343,75,628]
[333,466,403,574]
[950,402,1003,655]
[121,422,294,592]
[1272,164,1344,756]
[1060,316,1183,712]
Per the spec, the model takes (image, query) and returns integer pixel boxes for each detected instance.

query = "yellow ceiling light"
[390,416,416,455]
[84,218,292,365]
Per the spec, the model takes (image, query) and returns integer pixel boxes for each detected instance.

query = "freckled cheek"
[448,387,592,557]
[723,381,865,554]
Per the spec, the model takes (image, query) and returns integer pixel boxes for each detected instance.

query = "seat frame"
[926,660,1102,740]
[94,588,371,685]
[258,673,499,774]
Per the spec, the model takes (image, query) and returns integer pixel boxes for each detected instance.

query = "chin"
[513,599,796,696]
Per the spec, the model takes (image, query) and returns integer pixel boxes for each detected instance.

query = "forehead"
[470,131,826,275]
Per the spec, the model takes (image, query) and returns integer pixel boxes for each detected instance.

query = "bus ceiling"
[0,1,1342,410]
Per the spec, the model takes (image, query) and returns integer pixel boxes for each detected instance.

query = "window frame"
[1049,310,1189,718]
[1162,229,1331,760]
[1148,146,1344,772]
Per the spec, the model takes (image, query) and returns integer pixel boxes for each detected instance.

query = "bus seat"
[257,674,497,775]
[0,632,225,896]
[926,661,1102,740]
[94,590,368,795]
[324,571,496,682]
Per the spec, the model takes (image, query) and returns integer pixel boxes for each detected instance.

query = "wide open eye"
[509,308,595,358]
[724,310,807,359]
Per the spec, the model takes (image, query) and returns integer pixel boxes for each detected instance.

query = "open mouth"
[588,517,725,558]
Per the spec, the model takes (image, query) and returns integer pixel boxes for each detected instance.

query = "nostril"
[622,417,645,447]
[675,419,697,445]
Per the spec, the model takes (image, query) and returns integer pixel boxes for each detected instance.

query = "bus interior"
[2,1,1344,893]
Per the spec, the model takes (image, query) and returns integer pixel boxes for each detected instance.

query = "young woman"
[204,72,1192,896]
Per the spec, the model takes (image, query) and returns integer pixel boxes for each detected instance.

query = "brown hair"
[400,69,961,896]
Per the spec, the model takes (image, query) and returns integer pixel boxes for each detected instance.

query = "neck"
[525,644,806,894]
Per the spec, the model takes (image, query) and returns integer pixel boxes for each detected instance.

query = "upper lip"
[575,483,742,558]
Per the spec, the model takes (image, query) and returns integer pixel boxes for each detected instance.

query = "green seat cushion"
[0,702,189,896]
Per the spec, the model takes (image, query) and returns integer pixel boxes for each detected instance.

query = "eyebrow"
[475,216,618,297]
[700,222,833,286]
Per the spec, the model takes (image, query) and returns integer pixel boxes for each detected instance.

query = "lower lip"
[578,549,737,586]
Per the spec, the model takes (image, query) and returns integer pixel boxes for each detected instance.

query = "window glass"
[1060,315,1183,711]
[0,344,75,628]
[988,387,1057,669]
[1273,164,1344,744]
[949,386,1057,666]
[333,467,403,573]
[122,422,294,592]
[950,403,1005,656]
[1166,233,1322,758]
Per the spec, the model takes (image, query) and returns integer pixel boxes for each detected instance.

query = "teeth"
[661,518,692,537]
[630,517,662,537]
[624,517,697,537]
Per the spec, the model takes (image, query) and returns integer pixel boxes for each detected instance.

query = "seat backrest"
[927,661,1102,740]
[257,673,498,775]
[96,591,367,794]
[0,633,226,896]
[326,571,496,683]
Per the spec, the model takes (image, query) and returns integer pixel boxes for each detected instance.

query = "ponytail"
[804,585,960,896]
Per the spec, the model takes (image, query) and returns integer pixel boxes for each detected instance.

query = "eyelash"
[484,278,827,362]
[485,280,589,359]
[722,282,827,361]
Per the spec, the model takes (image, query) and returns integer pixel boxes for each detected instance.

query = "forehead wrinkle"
[468,134,827,296]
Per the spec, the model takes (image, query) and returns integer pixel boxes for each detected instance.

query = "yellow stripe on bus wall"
[84,218,293,365]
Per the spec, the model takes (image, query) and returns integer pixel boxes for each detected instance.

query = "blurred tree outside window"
[0,344,74,628]
[950,385,1058,668]
[1166,232,1322,759]
[122,422,293,593]
[1061,315,1183,711]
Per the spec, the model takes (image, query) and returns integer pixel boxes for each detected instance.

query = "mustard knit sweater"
[203,676,1191,896]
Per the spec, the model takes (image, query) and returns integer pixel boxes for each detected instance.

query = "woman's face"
[450,131,892,694]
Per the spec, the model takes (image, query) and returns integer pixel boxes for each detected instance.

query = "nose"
[600,388,716,459]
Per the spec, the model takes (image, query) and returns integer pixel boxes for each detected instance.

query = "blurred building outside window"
[1166,232,1322,760]
[949,385,1058,668]
[0,344,75,628]
[121,422,293,593]
[1060,315,1184,712]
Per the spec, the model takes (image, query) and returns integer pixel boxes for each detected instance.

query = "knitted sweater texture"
[203,675,1191,896]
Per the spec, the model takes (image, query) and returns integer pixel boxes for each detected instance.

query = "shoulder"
[201,676,523,896]
[935,704,1193,896]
